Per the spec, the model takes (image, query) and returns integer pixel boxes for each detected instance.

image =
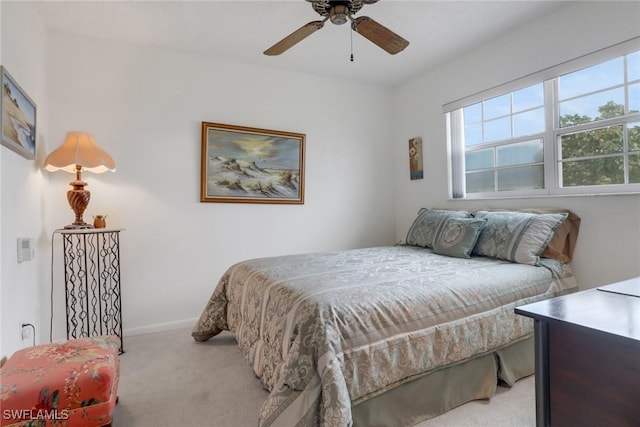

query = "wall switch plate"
[17,238,34,262]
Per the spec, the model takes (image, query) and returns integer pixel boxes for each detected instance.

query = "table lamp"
[44,132,116,229]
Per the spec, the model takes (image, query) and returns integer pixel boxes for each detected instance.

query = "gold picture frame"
[201,122,305,204]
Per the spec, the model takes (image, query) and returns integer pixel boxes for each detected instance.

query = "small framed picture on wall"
[409,136,423,180]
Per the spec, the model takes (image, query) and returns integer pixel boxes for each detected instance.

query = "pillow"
[405,209,470,249]
[479,208,581,262]
[433,217,487,259]
[540,211,580,262]
[472,211,568,265]
[541,215,574,262]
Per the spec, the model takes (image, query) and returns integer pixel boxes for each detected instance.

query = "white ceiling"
[36,0,567,87]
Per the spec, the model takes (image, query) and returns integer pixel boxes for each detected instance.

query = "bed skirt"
[351,335,534,426]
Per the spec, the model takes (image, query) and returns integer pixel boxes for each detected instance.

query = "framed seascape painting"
[1,66,37,160]
[200,122,305,204]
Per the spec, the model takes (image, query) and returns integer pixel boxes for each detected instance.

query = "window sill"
[448,191,640,202]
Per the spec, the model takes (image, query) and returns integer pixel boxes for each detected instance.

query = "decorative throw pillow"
[433,217,487,259]
[405,209,470,249]
[473,211,568,265]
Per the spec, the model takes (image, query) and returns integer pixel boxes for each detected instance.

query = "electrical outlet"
[20,320,32,341]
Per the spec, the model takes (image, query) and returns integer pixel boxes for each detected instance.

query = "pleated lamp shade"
[44,132,116,228]
[44,132,116,173]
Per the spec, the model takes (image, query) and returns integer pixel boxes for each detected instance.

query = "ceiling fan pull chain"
[350,24,354,62]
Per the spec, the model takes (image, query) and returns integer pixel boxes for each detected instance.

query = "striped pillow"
[473,211,568,265]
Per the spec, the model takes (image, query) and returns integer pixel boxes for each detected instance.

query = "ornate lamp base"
[66,178,93,229]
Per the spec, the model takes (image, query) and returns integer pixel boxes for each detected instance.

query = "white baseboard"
[123,318,198,337]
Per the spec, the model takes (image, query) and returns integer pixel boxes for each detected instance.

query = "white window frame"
[444,37,640,200]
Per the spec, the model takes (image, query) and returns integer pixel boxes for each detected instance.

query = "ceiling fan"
[263,0,409,56]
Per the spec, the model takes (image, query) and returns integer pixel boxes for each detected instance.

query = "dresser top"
[516,277,640,342]
[597,276,640,297]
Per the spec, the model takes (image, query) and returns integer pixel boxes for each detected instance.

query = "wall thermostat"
[17,238,35,263]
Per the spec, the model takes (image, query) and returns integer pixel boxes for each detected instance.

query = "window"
[445,39,640,199]
[557,54,640,188]
[462,83,545,194]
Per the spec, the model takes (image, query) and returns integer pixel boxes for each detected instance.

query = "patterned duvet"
[192,245,577,426]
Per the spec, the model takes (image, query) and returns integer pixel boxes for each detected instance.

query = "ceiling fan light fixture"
[329,4,349,25]
[264,0,408,56]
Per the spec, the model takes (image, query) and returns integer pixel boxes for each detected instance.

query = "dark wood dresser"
[515,277,640,427]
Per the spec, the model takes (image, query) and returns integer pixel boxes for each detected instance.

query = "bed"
[192,209,580,427]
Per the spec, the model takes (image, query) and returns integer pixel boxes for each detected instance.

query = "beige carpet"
[112,328,535,426]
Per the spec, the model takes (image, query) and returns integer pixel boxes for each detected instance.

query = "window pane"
[513,83,544,112]
[559,57,624,100]
[452,49,640,199]
[466,148,494,171]
[498,165,544,191]
[497,139,543,166]
[560,125,623,159]
[466,170,494,193]
[513,108,545,137]
[464,123,483,146]
[629,122,640,151]
[559,88,625,126]
[629,82,639,113]
[561,157,624,187]
[628,51,640,82]
[484,94,510,120]
[484,116,510,142]
[630,154,640,183]
[464,103,482,125]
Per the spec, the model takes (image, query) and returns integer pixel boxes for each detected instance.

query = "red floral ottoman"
[0,336,120,427]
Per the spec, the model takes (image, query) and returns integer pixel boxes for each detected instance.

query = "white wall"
[45,34,396,340]
[392,1,640,290]
[0,1,51,357]
[2,2,639,356]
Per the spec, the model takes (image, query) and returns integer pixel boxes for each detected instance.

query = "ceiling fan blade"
[352,16,409,55]
[264,20,325,56]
